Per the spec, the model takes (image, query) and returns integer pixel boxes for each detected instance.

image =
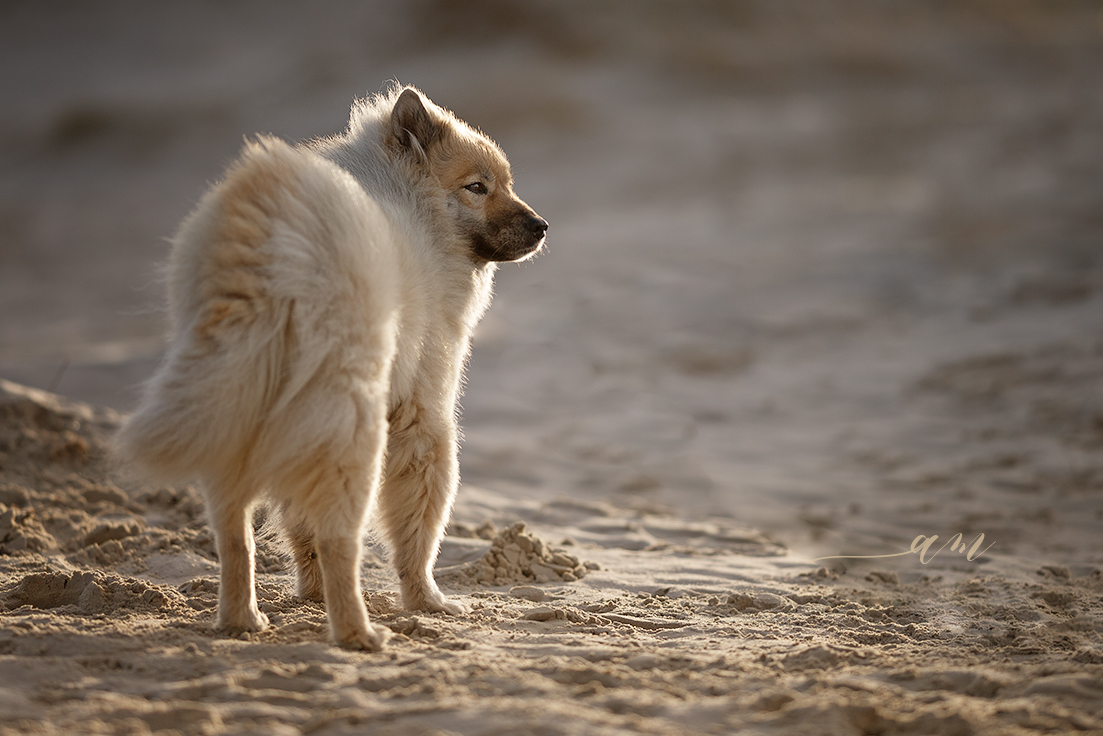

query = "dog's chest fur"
[385,260,496,412]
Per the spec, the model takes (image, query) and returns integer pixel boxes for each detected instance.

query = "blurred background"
[2,1,1101,556]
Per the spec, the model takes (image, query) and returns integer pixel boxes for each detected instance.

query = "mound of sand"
[438,521,594,586]
[3,569,188,616]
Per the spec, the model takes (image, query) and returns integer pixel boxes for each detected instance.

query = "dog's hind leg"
[378,401,469,615]
[293,459,392,651]
[313,520,391,651]
[280,389,393,651]
[207,492,269,633]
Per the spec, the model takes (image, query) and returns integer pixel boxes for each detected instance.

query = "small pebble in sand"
[521,606,565,621]
[510,586,547,602]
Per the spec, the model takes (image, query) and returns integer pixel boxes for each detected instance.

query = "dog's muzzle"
[472,212,548,262]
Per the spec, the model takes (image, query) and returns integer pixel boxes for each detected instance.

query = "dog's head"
[385,88,547,263]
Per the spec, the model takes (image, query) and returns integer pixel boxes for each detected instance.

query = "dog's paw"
[430,596,470,615]
[408,590,470,615]
[334,622,392,652]
[217,609,270,635]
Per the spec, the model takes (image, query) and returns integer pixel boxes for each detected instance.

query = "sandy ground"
[2,1,1103,734]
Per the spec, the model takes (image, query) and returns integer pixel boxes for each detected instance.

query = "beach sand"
[1,377,1101,735]
[1,2,1102,734]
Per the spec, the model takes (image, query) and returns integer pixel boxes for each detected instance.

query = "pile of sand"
[2,569,189,617]
[438,521,594,586]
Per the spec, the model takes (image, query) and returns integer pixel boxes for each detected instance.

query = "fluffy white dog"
[117,85,547,650]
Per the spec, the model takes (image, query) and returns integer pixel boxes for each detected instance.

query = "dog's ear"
[387,88,442,161]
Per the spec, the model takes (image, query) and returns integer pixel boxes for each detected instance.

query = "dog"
[116,85,547,650]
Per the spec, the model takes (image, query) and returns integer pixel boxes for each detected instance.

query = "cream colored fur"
[116,86,546,650]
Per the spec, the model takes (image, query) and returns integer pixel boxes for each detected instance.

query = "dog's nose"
[526,216,548,239]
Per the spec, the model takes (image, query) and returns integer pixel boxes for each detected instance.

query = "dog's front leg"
[280,509,325,602]
[379,401,469,614]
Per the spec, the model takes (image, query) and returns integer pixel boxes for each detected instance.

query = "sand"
[1,382,1101,736]
[2,1,1103,734]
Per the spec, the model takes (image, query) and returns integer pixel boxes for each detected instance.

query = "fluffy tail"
[114,137,306,486]
[115,135,397,488]
[113,300,293,486]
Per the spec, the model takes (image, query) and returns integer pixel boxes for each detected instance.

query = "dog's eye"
[464,182,488,195]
